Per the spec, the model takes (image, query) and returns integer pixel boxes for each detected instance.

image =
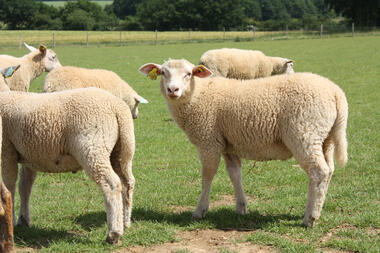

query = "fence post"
[286,24,288,39]
[120,31,122,46]
[53,32,55,48]
[320,24,323,38]
[352,22,355,37]
[155,30,158,44]
[19,33,21,50]
[223,27,226,41]
[188,29,191,40]
[86,32,88,47]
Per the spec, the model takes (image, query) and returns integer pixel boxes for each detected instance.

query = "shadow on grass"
[74,207,302,231]
[131,207,302,230]
[14,225,92,249]
[14,208,302,248]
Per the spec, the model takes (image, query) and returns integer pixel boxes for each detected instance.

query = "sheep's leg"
[76,151,123,245]
[111,153,135,229]
[193,151,221,219]
[0,182,15,253]
[17,166,37,227]
[295,144,331,228]
[223,154,247,215]
[2,143,19,226]
[323,138,335,185]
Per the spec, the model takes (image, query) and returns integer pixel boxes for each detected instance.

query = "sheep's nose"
[167,87,179,93]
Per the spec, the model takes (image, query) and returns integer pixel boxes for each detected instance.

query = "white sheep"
[199,48,294,79]
[0,65,135,244]
[139,59,348,227]
[43,66,148,119]
[0,43,62,91]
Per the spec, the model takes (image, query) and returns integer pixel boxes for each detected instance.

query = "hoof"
[106,232,121,245]
[302,215,316,228]
[16,216,30,227]
[236,202,247,215]
[192,207,208,219]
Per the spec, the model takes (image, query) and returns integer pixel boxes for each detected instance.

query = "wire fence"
[0,24,379,49]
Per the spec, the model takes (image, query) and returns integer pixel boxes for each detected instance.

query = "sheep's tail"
[116,109,135,166]
[332,88,348,167]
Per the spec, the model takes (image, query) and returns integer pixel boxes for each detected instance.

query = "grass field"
[0,36,379,252]
[42,0,113,8]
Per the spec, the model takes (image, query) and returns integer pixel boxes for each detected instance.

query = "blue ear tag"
[5,66,15,78]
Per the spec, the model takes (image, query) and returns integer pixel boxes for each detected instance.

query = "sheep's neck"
[23,52,45,83]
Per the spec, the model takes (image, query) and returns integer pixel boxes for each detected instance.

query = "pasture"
[42,1,113,8]
[0,36,379,252]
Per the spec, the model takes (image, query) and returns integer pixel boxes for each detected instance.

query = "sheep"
[0,66,18,253]
[43,66,148,119]
[139,59,348,227]
[199,48,294,80]
[0,43,62,91]
[0,65,135,244]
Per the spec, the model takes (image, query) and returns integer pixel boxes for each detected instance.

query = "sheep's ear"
[0,65,20,78]
[135,94,149,104]
[39,45,47,56]
[192,64,212,78]
[24,42,37,52]
[139,63,162,80]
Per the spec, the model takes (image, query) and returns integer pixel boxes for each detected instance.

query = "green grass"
[42,0,113,8]
[0,36,379,252]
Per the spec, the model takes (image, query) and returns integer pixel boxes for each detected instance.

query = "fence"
[0,24,379,49]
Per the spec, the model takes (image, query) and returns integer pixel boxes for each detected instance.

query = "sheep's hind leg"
[76,151,123,245]
[223,154,247,215]
[193,150,221,219]
[17,166,37,227]
[111,150,135,229]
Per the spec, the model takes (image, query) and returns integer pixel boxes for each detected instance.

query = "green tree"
[0,0,37,29]
[136,0,244,31]
[325,0,380,26]
[111,0,141,18]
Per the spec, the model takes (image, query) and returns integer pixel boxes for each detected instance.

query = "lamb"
[199,48,294,80]
[139,59,348,227]
[0,43,62,91]
[43,66,148,119]
[0,65,135,244]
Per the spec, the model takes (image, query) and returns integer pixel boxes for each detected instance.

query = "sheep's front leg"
[223,154,247,215]
[17,166,37,227]
[193,150,221,219]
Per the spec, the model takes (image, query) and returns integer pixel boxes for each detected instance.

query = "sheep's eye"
[185,72,191,78]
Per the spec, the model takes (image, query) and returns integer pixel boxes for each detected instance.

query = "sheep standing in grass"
[0,66,135,244]
[199,48,294,79]
[0,43,62,91]
[43,66,148,119]
[139,59,348,227]
[0,66,19,253]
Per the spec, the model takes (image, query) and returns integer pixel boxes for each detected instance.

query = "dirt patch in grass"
[119,229,277,253]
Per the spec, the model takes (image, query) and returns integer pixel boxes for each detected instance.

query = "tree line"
[0,0,379,31]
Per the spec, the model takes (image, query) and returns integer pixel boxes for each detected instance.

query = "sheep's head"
[25,43,62,72]
[125,93,149,119]
[139,59,212,100]
[271,57,294,75]
[0,65,20,91]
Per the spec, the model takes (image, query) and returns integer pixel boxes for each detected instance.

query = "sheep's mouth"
[168,94,179,99]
